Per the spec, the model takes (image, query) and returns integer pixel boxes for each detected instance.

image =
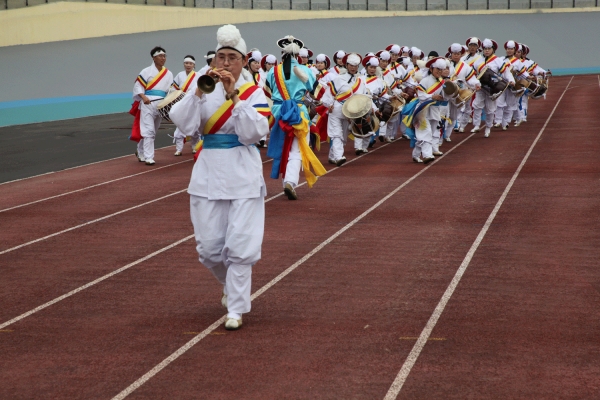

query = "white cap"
[401,46,410,53]
[467,37,480,45]
[366,57,379,67]
[410,47,422,57]
[450,43,462,53]
[401,57,411,67]
[347,53,361,66]
[505,40,517,49]
[482,38,494,49]
[251,50,262,62]
[266,54,277,64]
[379,51,391,61]
[299,48,309,57]
[431,59,446,69]
[216,24,247,55]
[335,50,346,59]
[390,45,400,54]
[316,53,327,62]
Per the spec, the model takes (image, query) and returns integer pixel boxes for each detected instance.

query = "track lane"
[394,75,600,399]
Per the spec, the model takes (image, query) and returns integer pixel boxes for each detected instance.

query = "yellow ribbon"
[291,111,327,188]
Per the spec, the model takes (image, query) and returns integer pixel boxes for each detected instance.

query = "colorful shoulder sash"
[417,77,444,94]
[203,82,259,135]
[136,67,169,90]
[181,71,197,92]
[332,78,361,102]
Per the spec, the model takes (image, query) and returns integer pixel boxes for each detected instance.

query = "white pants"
[354,133,373,151]
[137,102,162,161]
[283,136,307,187]
[386,115,400,139]
[472,91,497,129]
[413,115,434,158]
[327,109,349,161]
[190,195,265,315]
[458,94,474,128]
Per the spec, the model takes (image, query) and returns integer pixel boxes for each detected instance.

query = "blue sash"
[145,89,167,97]
[202,134,245,149]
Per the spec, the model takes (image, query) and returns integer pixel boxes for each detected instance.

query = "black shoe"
[422,156,435,164]
[355,149,362,155]
[335,157,347,167]
[379,136,385,142]
[259,140,266,148]
[284,183,298,200]
[368,140,375,148]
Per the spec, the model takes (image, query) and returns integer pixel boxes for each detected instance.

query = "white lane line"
[0,157,274,255]
[1,157,273,214]
[0,235,193,331]
[110,133,476,400]
[0,143,387,328]
[0,189,188,256]
[0,159,192,214]
[0,144,176,187]
[382,76,574,400]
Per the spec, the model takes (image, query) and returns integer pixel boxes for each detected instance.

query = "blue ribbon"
[144,89,167,97]
[267,99,303,179]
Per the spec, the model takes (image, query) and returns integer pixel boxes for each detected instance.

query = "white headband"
[204,54,215,60]
[183,57,196,64]
[152,50,165,57]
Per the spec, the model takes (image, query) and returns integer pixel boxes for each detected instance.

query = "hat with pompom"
[216,25,247,55]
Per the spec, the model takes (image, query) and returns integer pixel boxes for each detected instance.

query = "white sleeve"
[170,93,205,137]
[232,92,271,146]
[133,71,145,101]
[321,84,334,108]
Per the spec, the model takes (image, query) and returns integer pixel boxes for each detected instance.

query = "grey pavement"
[0,114,176,183]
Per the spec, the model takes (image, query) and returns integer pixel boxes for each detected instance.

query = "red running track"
[0,75,598,399]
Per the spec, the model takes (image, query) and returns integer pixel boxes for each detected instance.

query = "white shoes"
[422,156,435,164]
[502,125,508,131]
[493,123,501,128]
[484,127,491,138]
[174,151,182,156]
[221,293,228,309]
[471,126,480,133]
[459,127,464,133]
[514,121,522,127]
[445,137,451,142]
[413,157,423,163]
[145,159,155,165]
[225,317,242,330]
[433,151,444,156]
[135,152,145,162]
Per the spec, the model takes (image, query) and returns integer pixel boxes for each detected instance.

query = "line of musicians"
[131,36,549,176]
[128,26,550,331]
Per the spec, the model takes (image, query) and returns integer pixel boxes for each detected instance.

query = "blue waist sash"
[202,134,245,149]
[145,89,167,97]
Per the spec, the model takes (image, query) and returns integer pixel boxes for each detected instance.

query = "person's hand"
[195,87,203,97]
[475,85,481,91]
[218,69,236,95]
[401,92,409,99]
[141,95,151,105]
[432,94,444,101]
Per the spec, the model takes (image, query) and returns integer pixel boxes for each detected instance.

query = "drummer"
[471,38,515,138]
[493,40,529,131]
[322,52,371,166]
[519,44,548,124]
[457,37,483,132]
[131,46,173,165]
[362,55,388,153]
[171,55,200,156]
[445,43,480,142]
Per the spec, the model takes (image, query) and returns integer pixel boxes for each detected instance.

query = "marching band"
[129,25,550,330]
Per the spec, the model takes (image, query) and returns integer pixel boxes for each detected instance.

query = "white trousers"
[283,136,306,187]
[328,113,349,161]
[458,94,474,128]
[413,115,434,158]
[138,102,161,161]
[190,195,265,315]
[472,91,497,129]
